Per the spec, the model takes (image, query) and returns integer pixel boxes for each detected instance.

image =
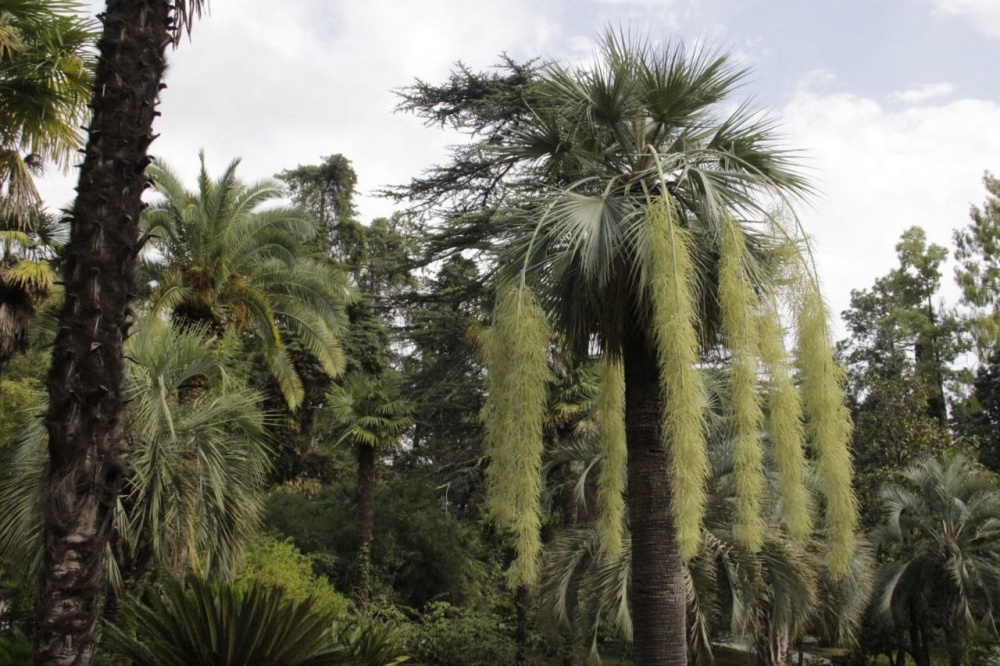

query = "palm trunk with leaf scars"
[34,0,187,662]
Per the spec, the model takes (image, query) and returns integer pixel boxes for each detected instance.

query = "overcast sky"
[37,0,1000,329]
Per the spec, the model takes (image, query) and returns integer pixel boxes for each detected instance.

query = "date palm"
[143,154,351,411]
[481,32,855,666]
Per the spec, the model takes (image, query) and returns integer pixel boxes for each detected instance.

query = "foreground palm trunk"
[357,442,376,612]
[35,1,172,662]
[623,334,687,666]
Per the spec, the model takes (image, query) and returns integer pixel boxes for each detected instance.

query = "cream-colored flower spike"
[648,200,710,561]
[481,283,551,588]
[719,219,767,552]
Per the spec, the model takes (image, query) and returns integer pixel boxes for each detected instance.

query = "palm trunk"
[516,584,530,665]
[35,1,172,663]
[945,618,968,666]
[357,442,376,612]
[623,333,687,666]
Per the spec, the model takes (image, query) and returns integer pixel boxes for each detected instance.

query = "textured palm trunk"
[357,442,376,612]
[623,333,687,666]
[515,584,530,665]
[34,1,171,663]
[945,618,968,666]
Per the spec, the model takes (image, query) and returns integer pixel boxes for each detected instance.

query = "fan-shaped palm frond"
[0,207,66,369]
[0,0,95,213]
[0,320,272,585]
[872,454,1000,666]
[326,371,413,451]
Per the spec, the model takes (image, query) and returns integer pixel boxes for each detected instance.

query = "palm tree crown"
[874,454,1000,666]
[144,153,353,410]
[0,0,95,212]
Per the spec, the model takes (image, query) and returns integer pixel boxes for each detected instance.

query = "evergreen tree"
[954,171,1000,360]
[840,226,963,424]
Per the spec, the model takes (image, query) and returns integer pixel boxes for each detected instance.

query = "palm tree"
[480,32,856,666]
[0,0,95,214]
[143,154,352,410]
[538,368,872,665]
[0,207,65,370]
[114,320,271,585]
[0,320,270,606]
[38,0,209,660]
[873,454,1000,666]
[325,370,412,608]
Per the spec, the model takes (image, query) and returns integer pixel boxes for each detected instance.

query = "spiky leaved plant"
[477,31,857,665]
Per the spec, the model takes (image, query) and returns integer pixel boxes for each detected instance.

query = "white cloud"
[932,0,1000,38]
[36,0,570,220]
[781,88,1000,328]
[890,82,955,104]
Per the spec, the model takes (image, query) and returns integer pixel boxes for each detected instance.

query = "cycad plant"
[873,454,1000,666]
[143,154,353,410]
[103,577,411,666]
[479,32,857,665]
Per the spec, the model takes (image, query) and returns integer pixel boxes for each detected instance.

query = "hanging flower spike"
[481,283,551,588]
[795,288,858,577]
[719,219,766,552]
[758,296,812,543]
[595,357,627,559]
[648,199,710,561]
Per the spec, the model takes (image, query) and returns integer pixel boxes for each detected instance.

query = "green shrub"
[265,479,485,608]
[235,535,350,619]
[408,602,517,666]
[0,631,31,666]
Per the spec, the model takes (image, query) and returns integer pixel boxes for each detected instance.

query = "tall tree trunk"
[908,602,930,666]
[623,333,687,666]
[357,442,376,612]
[516,584,530,665]
[34,1,171,663]
[945,619,968,666]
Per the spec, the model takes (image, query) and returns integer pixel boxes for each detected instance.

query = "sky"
[37,0,1000,330]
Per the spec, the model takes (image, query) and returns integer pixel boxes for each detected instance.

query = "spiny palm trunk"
[623,334,687,666]
[357,442,376,612]
[35,1,172,663]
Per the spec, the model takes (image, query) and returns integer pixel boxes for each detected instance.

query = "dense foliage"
[2,5,1000,666]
